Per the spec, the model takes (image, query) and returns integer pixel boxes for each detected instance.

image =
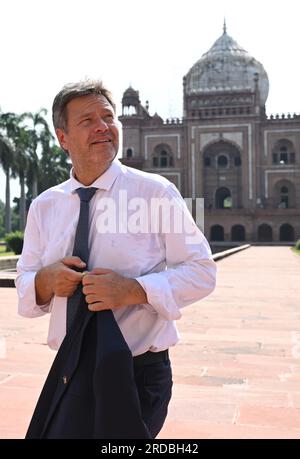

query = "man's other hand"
[82,268,147,311]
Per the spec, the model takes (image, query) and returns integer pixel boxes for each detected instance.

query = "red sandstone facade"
[119,27,300,243]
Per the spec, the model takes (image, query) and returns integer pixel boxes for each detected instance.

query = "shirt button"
[63,376,68,384]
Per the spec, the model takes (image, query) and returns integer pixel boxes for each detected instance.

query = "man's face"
[56,94,119,177]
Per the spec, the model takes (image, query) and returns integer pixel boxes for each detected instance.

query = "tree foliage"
[0,108,70,235]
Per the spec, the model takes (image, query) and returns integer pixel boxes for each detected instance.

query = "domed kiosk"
[183,22,269,117]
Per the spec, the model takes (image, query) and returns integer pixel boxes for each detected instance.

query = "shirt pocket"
[41,224,75,265]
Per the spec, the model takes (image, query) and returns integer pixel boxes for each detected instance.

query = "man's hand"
[35,256,86,305]
[82,268,147,311]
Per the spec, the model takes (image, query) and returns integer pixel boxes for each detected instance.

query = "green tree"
[38,143,71,193]
[0,133,15,234]
[0,108,70,234]
[20,109,53,201]
[0,112,31,231]
[0,199,5,238]
[16,128,29,230]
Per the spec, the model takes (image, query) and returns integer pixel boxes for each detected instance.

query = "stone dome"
[122,86,140,108]
[123,86,139,98]
[185,25,269,106]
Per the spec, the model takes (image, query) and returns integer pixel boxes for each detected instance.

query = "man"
[16,80,216,438]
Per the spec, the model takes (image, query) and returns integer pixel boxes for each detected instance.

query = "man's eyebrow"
[77,108,114,120]
[77,111,93,120]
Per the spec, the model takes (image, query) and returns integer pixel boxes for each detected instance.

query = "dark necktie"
[66,187,97,332]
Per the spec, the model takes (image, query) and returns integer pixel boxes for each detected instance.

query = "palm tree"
[0,112,30,231]
[0,135,14,234]
[15,129,29,230]
[20,109,53,200]
[0,108,69,232]
[0,112,22,234]
[38,143,71,193]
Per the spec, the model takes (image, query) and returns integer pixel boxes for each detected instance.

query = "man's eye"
[81,118,91,123]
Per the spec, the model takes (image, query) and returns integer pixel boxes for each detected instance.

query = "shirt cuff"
[135,273,182,321]
[15,271,51,318]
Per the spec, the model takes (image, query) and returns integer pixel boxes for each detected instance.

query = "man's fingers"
[85,294,98,304]
[64,269,84,282]
[82,285,95,295]
[82,273,107,285]
[61,256,86,269]
[88,302,110,312]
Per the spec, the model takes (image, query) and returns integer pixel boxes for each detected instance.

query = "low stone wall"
[212,244,250,261]
[0,256,19,270]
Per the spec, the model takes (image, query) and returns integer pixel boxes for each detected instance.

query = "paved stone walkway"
[1,247,300,439]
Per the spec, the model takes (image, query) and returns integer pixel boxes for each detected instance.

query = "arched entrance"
[274,180,296,208]
[210,225,224,241]
[257,224,273,242]
[279,224,295,242]
[231,225,246,241]
[202,140,242,209]
[215,187,232,209]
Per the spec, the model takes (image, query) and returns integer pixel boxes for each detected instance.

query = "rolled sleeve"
[15,271,50,317]
[15,201,50,318]
[135,273,182,320]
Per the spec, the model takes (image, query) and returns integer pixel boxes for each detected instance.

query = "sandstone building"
[119,24,300,243]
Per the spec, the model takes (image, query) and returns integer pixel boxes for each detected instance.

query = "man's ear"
[56,128,68,151]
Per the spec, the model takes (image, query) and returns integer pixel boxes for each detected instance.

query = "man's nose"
[94,117,108,132]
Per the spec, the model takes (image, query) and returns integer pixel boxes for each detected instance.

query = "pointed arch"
[279,224,295,242]
[231,225,245,241]
[215,187,232,209]
[257,224,273,242]
[210,225,224,241]
[152,143,174,168]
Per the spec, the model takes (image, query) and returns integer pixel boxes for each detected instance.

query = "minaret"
[119,86,146,168]
[121,86,141,116]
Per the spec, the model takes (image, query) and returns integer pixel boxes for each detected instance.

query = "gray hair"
[52,79,116,132]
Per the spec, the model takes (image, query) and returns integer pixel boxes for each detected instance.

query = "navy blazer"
[25,302,151,439]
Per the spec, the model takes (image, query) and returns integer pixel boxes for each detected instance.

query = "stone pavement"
[1,246,300,439]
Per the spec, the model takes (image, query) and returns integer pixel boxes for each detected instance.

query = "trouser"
[133,358,173,438]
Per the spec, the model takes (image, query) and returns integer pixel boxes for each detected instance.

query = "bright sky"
[0,0,299,204]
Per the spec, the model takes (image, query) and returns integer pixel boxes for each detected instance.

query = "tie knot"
[76,187,97,202]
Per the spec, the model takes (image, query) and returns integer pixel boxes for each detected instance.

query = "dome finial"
[223,18,227,34]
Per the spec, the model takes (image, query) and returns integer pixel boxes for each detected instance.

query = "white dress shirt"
[16,159,216,355]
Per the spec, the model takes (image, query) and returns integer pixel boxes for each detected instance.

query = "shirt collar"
[69,158,123,193]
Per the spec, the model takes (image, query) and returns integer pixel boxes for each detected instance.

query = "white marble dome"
[185,25,269,106]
